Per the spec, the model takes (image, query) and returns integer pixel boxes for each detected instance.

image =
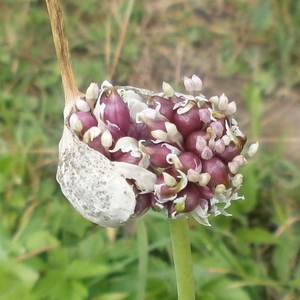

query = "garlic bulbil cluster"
[57,76,258,227]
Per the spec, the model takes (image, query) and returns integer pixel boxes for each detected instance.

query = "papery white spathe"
[57,104,156,227]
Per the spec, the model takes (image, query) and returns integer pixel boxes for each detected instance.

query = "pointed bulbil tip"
[102,88,131,134]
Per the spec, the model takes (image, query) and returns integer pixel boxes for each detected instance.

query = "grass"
[1,0,300,299]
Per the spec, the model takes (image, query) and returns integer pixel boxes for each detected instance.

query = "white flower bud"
[187,169,201,182]
[233,155,248,166]
[209,96,219,106]
[82,126,101,143]
[191,74,202,91]
[101,130,113,148]
[151,129,168,142]
[248,142,259,157]
[201,146,213,160]
[228,161,240,174]
[214,139,225,153]
[232,173,243,187]
[224,101,237,116]
[86,82,99,101]
[162,81,174,97]
[222,135,231,146]
[215,184,226,194]
[162,172,177,186]
[183,76,195,92]
[218,93,228,110]
[69,113,83,132]
[75,98,91,112]
[183,75,203,92]
[198,173,211,186]
[100,80,113,90]
[165,122,183,147]
[109,137,140,157]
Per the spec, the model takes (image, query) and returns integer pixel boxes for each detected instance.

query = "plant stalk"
[168,217,195,300]
[45,0,82,104]
[136,218,148,300]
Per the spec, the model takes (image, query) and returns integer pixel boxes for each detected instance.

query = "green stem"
[136,218,148,300]
[168,217,195,300]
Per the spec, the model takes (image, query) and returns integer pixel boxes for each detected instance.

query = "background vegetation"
[1,0,300,299]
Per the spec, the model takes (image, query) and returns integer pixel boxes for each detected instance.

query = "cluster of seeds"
[67,76,258,225]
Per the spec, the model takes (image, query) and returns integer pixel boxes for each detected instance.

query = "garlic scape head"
[57,77,258,227]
